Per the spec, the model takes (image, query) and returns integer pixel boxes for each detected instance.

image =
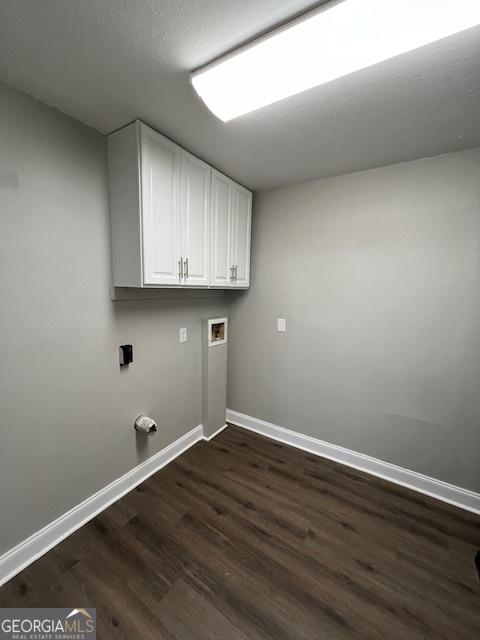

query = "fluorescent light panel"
[191,0,480,122]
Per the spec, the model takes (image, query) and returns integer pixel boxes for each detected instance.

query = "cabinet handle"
[184,258,189,279]
[178,258,183,280]
[230,265,235,281]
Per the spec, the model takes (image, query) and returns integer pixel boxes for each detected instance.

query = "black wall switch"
[119,344,133,367]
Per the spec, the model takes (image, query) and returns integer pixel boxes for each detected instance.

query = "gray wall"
[228,148,480,493]
[1,76,479,558]
[0,81,225,555]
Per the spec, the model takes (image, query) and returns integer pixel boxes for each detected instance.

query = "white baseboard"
[227,409,480,516]
[3,411,478,589]
[203,423,228,442]
[0,424,211,588]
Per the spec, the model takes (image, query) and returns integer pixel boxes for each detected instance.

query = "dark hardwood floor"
[1,425,479,639]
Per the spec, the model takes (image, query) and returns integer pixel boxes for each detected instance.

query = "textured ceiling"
[0,0,479,191]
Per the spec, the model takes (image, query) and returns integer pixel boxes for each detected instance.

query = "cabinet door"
[140,125,181,286]
[210,171,233,287]
[180,152,211,287]
[232,184,252,288]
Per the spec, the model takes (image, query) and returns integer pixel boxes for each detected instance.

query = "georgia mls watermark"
[0,608,96,640]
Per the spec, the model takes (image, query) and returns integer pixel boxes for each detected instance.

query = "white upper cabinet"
[108,120,252,289]
[180,152,211,287]
[231,184,252,288]
[210,171,233,287]
[140,125,181,286]
[210,171,252,288]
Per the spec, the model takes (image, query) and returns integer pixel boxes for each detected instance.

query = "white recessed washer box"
[208,317,228,346]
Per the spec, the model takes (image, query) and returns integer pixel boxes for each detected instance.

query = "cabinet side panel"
[108,124,142,287]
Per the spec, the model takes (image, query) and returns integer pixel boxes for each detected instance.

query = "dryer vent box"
[202,317,228,439]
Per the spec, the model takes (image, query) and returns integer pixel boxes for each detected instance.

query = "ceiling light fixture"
[191,0,480,122]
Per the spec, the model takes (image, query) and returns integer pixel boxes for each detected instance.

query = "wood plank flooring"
[1,425,479,639]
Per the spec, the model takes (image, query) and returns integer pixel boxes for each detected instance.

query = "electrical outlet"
[179,327,187,343]
[277,318,286,332]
